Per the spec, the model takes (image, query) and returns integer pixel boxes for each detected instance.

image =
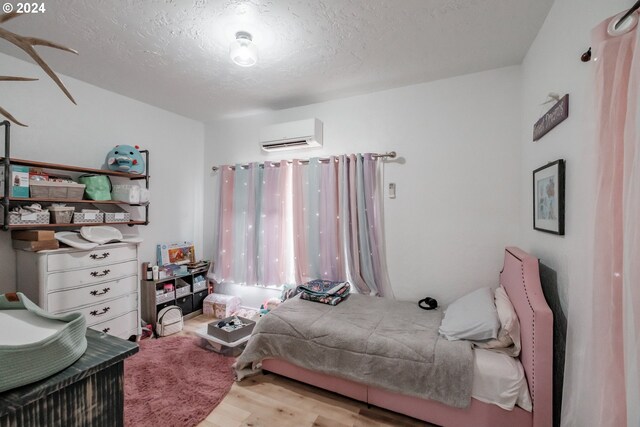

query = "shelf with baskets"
[1,121,150,231]
[141,264,211,336]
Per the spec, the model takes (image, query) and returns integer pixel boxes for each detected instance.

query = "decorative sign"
[533,94,569,141]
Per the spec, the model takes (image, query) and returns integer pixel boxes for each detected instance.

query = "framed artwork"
[533,159,565,235]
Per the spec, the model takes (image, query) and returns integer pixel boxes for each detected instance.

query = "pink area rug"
[124,336,235,427]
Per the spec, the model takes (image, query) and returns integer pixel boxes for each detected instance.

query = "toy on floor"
[106,144,145,174]
[233,307,260,321]
[259,297,282,315]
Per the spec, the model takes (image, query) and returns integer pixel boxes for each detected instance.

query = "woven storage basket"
[30,181,85,200]
[49,206,75,224]
[73,212,104,224]
[193,277,207,293]
[1,211,50,226]
[92,203,131,224]
[156,291,175,305]
[103,211,130,223]
[175,279,191,298]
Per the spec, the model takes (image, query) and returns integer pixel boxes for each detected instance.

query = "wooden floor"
[179,315,432,427]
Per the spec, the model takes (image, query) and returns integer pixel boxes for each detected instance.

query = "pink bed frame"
[262,247,553,427]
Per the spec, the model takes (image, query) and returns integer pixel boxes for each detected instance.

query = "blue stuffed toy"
[106,145,145,174]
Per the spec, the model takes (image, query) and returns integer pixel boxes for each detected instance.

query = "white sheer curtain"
[562,13,640,427]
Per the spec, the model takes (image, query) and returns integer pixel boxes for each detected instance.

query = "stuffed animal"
[265,297,281,311]
[106,144,145,174]
[260,297,281,315]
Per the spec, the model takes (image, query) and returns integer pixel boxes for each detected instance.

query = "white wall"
[519,0,629,311]
[204,66,522,307]
[0,52,204,294]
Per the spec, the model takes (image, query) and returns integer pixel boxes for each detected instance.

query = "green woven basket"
[0,292,87,393]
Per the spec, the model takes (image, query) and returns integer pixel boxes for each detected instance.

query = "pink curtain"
[562,14,640,427]
[258,161,290,286]
[292,160,310,283]
[622,15,640,426]
[213,154,393,297]
[291,155,393,296]
[214,166,234,280]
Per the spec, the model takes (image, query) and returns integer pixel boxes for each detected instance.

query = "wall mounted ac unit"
[259,118,323,152]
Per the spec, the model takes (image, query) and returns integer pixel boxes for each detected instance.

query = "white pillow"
[472,349,532,411]
[439,287,500,341]
[474,286,522,357]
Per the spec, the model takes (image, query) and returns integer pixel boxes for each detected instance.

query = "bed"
[237,247,553,427]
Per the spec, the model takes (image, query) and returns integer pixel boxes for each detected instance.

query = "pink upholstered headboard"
[500,247,553,427]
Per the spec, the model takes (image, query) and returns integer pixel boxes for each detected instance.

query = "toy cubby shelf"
[0,121,150,231]
[140,264,212,336]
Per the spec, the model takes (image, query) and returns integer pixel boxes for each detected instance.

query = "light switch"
[389,183,396,199]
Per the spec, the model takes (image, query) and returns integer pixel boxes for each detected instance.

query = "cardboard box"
[12,239,60,251]
[0,165,30,198]
[156,242,196,266]
[11,230,56,241]
[207,316,255,343]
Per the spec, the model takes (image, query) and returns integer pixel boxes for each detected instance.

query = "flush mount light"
[229,31,258,67]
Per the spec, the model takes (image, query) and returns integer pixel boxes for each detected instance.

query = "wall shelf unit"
[6,221,147,230]
[1,120,150,231]
[3,197,149,208]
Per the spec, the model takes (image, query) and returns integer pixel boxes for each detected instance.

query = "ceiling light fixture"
[229,31,258,67]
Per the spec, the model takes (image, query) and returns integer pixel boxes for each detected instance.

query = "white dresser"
[16,242,140,340]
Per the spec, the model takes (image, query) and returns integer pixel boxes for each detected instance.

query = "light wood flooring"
[178,315,432,427]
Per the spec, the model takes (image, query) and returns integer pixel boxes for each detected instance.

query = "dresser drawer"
[90,310,138,339]
[66,293,138,327]
[47,245,137,272]
[47,275,138,313]
[47,260,138,291]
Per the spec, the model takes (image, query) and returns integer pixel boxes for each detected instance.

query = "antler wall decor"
[0,11,77,126]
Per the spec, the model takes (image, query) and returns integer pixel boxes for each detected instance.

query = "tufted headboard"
[500,247,553,427]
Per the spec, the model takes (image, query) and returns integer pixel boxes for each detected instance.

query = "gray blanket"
[235,294,474,408]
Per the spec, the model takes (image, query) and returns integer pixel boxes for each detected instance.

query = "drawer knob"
[90,252,111,260]
[90,307,111,317]
[90,269,111,278]
[90,287,111,296]
[102,327,110,333]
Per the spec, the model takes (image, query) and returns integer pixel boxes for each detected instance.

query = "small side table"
[0,329,138,427]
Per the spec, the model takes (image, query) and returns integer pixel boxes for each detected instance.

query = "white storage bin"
[1,210,50,226]
[93,203,131,223]
[111,184,149,205]
[73,211,104,224]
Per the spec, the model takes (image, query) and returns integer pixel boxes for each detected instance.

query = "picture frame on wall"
[533,159,565,235]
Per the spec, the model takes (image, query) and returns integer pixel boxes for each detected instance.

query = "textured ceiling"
[0,0,553,121]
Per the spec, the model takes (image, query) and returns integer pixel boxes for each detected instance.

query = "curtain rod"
[211,151,397,172]
[581,1,640,61]
[616,0,640,30]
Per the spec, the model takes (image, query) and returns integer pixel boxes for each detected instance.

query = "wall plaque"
[533,94,569,142]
